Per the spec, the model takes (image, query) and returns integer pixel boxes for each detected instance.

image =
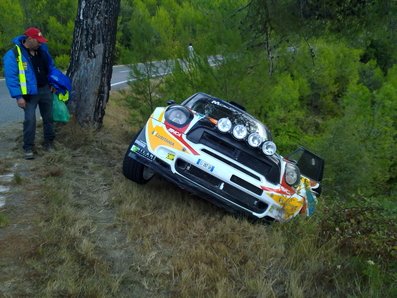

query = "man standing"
[3,27,56,159]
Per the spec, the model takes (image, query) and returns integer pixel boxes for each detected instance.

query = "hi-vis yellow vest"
[15,45,28,95]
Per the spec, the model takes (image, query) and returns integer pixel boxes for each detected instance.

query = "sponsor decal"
[167,127,182,137]
[164,123,199,155]
[135,139,147,148]
[268,193,303,219]
[211,100,222,106]
[305,189,316,216]
[131,144,155,160]
[261,185,294,196]
[152,131,175,146]
[211,100,229,109]
[166,153,175,160]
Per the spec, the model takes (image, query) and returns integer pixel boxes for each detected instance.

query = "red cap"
[24,27,48,43]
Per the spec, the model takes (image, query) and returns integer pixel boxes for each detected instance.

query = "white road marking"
[111,80,132,87]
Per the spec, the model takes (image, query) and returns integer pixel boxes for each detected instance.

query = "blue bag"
[48,68,72,102]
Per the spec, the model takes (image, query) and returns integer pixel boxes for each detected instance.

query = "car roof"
[182,92,247,113]
[182,92,273,140]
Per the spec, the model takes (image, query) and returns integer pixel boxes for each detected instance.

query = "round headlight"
[165,106,191,127]
[247,133,263,148]
[285,163,301,186]
[262,141,277,155]
[232,124,248,140]
[217,118,232,133]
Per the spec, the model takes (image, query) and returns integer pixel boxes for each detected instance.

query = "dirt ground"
[0,120,146,296]
[0,122,42,295]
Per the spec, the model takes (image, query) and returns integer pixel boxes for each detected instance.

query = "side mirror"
[286,147,324,182]
[167,100,176,105]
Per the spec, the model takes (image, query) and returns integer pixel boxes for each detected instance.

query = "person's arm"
[16,97,26,108]
[3,50,24,99]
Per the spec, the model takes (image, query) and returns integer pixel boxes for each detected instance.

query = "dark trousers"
[23,86,55,151]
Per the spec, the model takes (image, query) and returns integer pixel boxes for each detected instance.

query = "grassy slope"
[0,93,395,297]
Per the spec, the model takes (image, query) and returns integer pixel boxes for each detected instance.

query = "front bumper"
[128,150,281,220]
[127,127,295,221]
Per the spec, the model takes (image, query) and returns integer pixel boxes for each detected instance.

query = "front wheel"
[122,132,155,184]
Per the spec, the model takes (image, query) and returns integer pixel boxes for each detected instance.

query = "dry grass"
[114,178,340,297]
[1,93,394,297]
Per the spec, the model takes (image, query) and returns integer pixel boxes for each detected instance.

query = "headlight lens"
[262,141,277,155]
[232,124,248,140]
[165,106,191,127]
[217,118,232,133]
[285,163,301,186]
[247,133,263,147]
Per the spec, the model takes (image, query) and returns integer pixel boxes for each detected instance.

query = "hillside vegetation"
[0,94,395,297]
[0,0,396,296]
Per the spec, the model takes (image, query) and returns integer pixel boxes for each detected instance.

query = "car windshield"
[183,93,272,141]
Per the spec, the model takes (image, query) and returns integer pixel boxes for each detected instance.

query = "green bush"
[54,54,70,71]
[319,65,396,197]
[318,195,397,296]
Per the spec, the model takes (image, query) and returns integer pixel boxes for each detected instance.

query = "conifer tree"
[67,0,121,128]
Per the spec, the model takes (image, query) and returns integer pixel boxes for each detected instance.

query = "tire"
[122,130,155,184]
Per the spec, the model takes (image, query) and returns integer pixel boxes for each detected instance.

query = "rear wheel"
[122,131,155,184]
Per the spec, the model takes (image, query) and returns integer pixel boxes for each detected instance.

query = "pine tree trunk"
[67,0,121,128]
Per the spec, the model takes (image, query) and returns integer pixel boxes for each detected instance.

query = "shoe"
[24,149,35,160]
[32,145,38,154]
[43,142,55,152]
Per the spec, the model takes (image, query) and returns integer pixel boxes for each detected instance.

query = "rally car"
[122,92,324,221]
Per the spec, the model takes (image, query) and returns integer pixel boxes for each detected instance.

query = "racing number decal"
[196,159,215,172]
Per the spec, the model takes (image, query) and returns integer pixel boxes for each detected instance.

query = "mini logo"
[211,100,228,109]
[211,100,221,106]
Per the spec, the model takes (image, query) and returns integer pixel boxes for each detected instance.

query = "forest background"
[0,0,396,295]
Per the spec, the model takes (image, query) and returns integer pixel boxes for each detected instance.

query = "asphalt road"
[0,56,221,125]
[0,65,136,125]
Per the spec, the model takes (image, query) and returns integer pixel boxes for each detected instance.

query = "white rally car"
[123,92,324,221]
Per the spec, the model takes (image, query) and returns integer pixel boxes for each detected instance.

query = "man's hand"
[16,97,26,109]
